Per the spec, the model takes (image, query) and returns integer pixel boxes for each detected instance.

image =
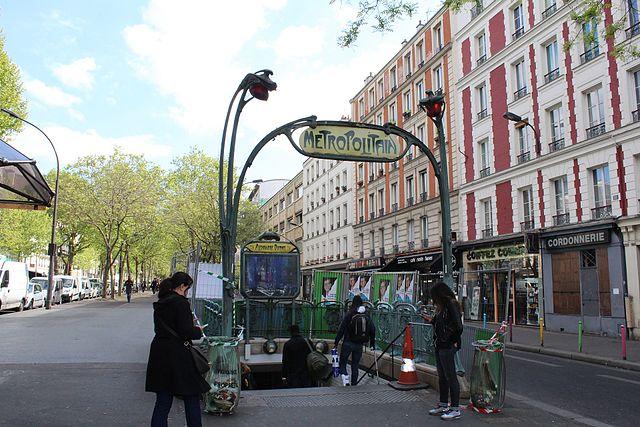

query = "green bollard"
[578,320,583,353]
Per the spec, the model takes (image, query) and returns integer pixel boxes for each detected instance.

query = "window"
[421,216,428,246]
[336,175,341,190]
[479,139,490,176]
[286,192,292,205]
[514,59,527,99]
[368,193,375,216]
[521,187,534,230]
[513,4,525,39]
[389,103,397,123]
[368,88,375,109]
[417,124,425,145]
[417,41,424,65]
[592,164,612,218]
[477,33,487,63]
[553,176,569,225]
[358,164,364,182]
[391,182,398,209]
[482,198,493,236]
[358,198,364,221]
[433,65,443,91]
[477,84,488,118]
[517,125,531,163]
[377,113,383,125]
[343,237,347,255]
[404,52,412,77]
[406,176,414,203]
[549,105,565,145]
[545,41,559,82]
[369,231,375,254]
[280,198,285,210]
[336,206,341,226]
[376,189,384,214]
[390,67,397,89]
[586,87,605,137]
[343,203,347,223]
[358,98,365,118]
[633,71,640,121]
[434,25,443,51]
[342,171,348,188]
[392,224,399,246]
[378,79,384,99]
[416,80,424,103]
[404,90,412,114]
[379,228,385,251]
[582,20,599,63]
[407,220,415,245]
[419,170,428,200]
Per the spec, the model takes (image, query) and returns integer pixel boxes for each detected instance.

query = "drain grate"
[243,389,427,408]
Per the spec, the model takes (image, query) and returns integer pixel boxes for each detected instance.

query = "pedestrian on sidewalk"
[124,277,133,303]
[334,294,375,386]
[282,324,312,388]
[146,272,210,427]
[422,282,464,421]
[151,277,159,294]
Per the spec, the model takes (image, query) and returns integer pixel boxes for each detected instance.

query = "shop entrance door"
[579,249,601,332]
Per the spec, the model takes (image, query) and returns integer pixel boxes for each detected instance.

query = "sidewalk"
[469,321,640,370]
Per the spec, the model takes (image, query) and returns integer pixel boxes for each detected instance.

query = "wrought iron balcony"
[549,138,565,152]
[330,224,334,230]
[393,244,399,254]
[392,203,398,212]
[421,192,427,202]
[626,22,640,39]
[471,4,484,19]
[544,68,560,84]
[343,219,347,226]
[370,249,375,257]
[418,60,425,69]
[512,27,525,40]
[479,167,491,178]
[407,196,414,207]
[407,153,413,161]
[369,173,375,182]
[391,85,397,93]
[477,54,487,66]
[553,212,570,226]
[517,151,531,164]
[580,46,600,64]
[369,211,375,221]
[477,109,488,121]
[379,208,384,217]
[408,241,415,251]
[591,205,612,220]
[514,86,528,101]
[542,2,557,19]
[586,122,606,139]
[520,219,535,231]
[482,228,493,238]
[406,71,412,79]
[633,109,640,123]
[421,238,429,249]
[377,169,384,177]
[359,215,364,224]
[335,222,340,229]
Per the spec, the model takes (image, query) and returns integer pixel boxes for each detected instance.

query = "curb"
[506,342,640,372]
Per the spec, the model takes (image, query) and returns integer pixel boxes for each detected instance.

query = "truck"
[0,260,29,311]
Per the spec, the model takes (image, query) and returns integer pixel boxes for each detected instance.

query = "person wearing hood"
[145,272,210,427]
[334,295,375,386]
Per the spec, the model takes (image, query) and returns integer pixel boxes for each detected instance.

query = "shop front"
[540,221,626,335]
[459,237,541,326]
[381,249,449,304]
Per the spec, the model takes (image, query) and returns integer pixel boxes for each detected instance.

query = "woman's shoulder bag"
[158,318,210,375]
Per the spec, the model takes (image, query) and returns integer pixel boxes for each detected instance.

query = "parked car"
[56,275,80,303]
[0,260,29,311]
[79,277,92,300]
[25,281,45,309]
[30,277,63,305]
[88,278,103,298]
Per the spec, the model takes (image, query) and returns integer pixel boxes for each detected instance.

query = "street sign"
[245,241,296,253]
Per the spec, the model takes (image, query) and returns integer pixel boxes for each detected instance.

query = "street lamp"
[503,111,541,156]
[218,70,277,336]
[1,108,60,309]
[418,90,454,288]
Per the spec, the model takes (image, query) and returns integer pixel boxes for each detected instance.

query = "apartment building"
[454,0,640,336]
[349,7,460,277]
[301,159,355,271]
[260,172,304,260]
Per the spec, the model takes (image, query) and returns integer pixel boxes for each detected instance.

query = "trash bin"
[469,333,506,413]
[204,337,241,414]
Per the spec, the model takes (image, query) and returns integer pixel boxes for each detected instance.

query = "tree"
[0,209,49,259]
[0,33,27,140]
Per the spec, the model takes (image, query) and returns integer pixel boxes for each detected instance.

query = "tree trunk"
[117,250,123,296]
[103,248,111,298]
[126,244,131,279]
[135,257,140,288]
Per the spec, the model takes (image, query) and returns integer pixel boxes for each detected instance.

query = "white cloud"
[47,10,83,31]
[272,25,325,60]
[68,109,85,121]
[52,57,97,90]
[24,78,81,108]
[10,125,172,167]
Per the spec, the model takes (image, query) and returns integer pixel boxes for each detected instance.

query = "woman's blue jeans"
[151,391,202,427]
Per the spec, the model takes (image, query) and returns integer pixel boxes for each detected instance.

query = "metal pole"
[578,320,583,352]
[191,242,201,307]
[434,117,454,289]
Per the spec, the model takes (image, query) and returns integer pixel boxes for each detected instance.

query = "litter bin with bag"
[204,337,241,414]
[469,323,506,414]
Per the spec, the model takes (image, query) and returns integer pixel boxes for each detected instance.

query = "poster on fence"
[313,271,343,304]
[346,273,372,302]
[373,273,395,304]
[393,272,416,304]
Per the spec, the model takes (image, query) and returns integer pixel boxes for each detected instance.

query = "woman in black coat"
[146,272,210,427]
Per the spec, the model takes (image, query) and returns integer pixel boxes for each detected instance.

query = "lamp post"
[218,70,277,336]
[418,91,454,288]
[503,111,541,156]
[1,108,60,309]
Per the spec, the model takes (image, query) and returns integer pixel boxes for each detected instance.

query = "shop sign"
[244,241,297,253]
[348,257,385,270]
[397,253,438,265]
[298,125,404,162]
[465,244,526,262]
[544,230,610,250]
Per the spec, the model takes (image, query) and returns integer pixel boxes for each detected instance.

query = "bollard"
[621,325,627,361]
[508,315,513,342]
[539,316,544,347]
[578,320,583,353]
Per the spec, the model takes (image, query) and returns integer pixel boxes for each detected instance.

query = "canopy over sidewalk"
[0,137,54,210]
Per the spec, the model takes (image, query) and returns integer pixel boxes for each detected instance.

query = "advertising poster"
[394,274,407,303]
[470,286,481,320]
[242,253,299,298]
[373,273,395,304]
[313,271,343,304]
[347,273,372,302]
[404,273,415,304]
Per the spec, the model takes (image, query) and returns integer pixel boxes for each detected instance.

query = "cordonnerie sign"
[298,125,402,161]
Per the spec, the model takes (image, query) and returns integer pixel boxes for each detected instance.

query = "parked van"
[0,260,29,311]
[30,276,63,305]
[80,277,92,300]
[56,275,80,303]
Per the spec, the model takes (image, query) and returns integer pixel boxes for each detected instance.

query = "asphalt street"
[0,295,635,426]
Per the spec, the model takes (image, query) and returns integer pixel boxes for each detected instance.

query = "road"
[0,296,634,426]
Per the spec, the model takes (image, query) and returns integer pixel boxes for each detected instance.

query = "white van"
[80,277,92,300]
[56,275,80,303]
[0,260,29,311]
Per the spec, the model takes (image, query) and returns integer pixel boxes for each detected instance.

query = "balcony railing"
[512,27,525,40]
[343,252,347,259]
[418,60,425,69]
[343,219,347,226]
[482,228,493,238]
[520,219,535,231]
[392,203,398,212]
[369,174,375,182]
[477,109,488,121]
[420,192,427,202]
[542,2,557,19]
[477,54,487,66]
[336,253,340,260]
[479,167,491,178]
[514,86,528,101]
[549,137,565,152]
[633,109,640,123]
[408,241,415,251]
[553,212,570,226]
[407,196,414,206]
[377,169,384,177]
[391,85,397,93]
[544,68,560,84]
[359,251,364,259]
[379,208,384,217]
[471,4,484,19]
[359,215,364,224]
[393,244,399,254]
[592,205,612,220]
[580,46,600,64]
[517,151,531,164]
[626,22,640,39]
[369,211,375,221]
[370,249,375,257]
[421,238,428,249]
[407,153,413,161]
[586,122,606,139]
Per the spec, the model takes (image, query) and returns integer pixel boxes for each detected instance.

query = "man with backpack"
[334,295,375,386]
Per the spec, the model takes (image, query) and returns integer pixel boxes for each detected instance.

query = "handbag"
[159,318,210,375]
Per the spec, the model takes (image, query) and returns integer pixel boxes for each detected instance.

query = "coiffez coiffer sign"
[298,125,404,162]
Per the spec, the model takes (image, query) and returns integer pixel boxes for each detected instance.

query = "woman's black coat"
[145,293,211,395]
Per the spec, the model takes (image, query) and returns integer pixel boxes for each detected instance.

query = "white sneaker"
[341,374,351,386]
[441,408,461,420]
[428,404,449,415]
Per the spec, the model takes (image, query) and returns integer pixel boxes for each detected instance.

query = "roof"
[0,138,54,210]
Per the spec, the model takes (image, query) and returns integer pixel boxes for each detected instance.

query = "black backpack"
[349,312,370,343]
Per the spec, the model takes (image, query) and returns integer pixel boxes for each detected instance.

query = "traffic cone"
[389,325,428,390]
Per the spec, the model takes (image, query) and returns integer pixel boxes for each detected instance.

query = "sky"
[1,0,441,182]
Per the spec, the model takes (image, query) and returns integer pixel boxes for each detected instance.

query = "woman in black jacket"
[422,282,463,421]
[146,272,210,427]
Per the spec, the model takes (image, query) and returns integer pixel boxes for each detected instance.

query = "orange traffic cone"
[389,325,428,390]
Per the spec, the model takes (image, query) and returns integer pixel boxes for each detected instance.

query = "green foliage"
[0,33,27,140]
[0,209,49,259]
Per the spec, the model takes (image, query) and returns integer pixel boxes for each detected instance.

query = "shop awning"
[0,138,54,210]
[381,251,442,273]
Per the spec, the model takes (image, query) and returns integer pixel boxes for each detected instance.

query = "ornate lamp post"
[503,111,541,156]
[1,108,60,308]
[218,70,276,336]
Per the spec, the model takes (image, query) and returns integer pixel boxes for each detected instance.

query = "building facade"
[301,159,355,271]
[349,7,460,282]
[453,0,640,335]
[260,172,304,261]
